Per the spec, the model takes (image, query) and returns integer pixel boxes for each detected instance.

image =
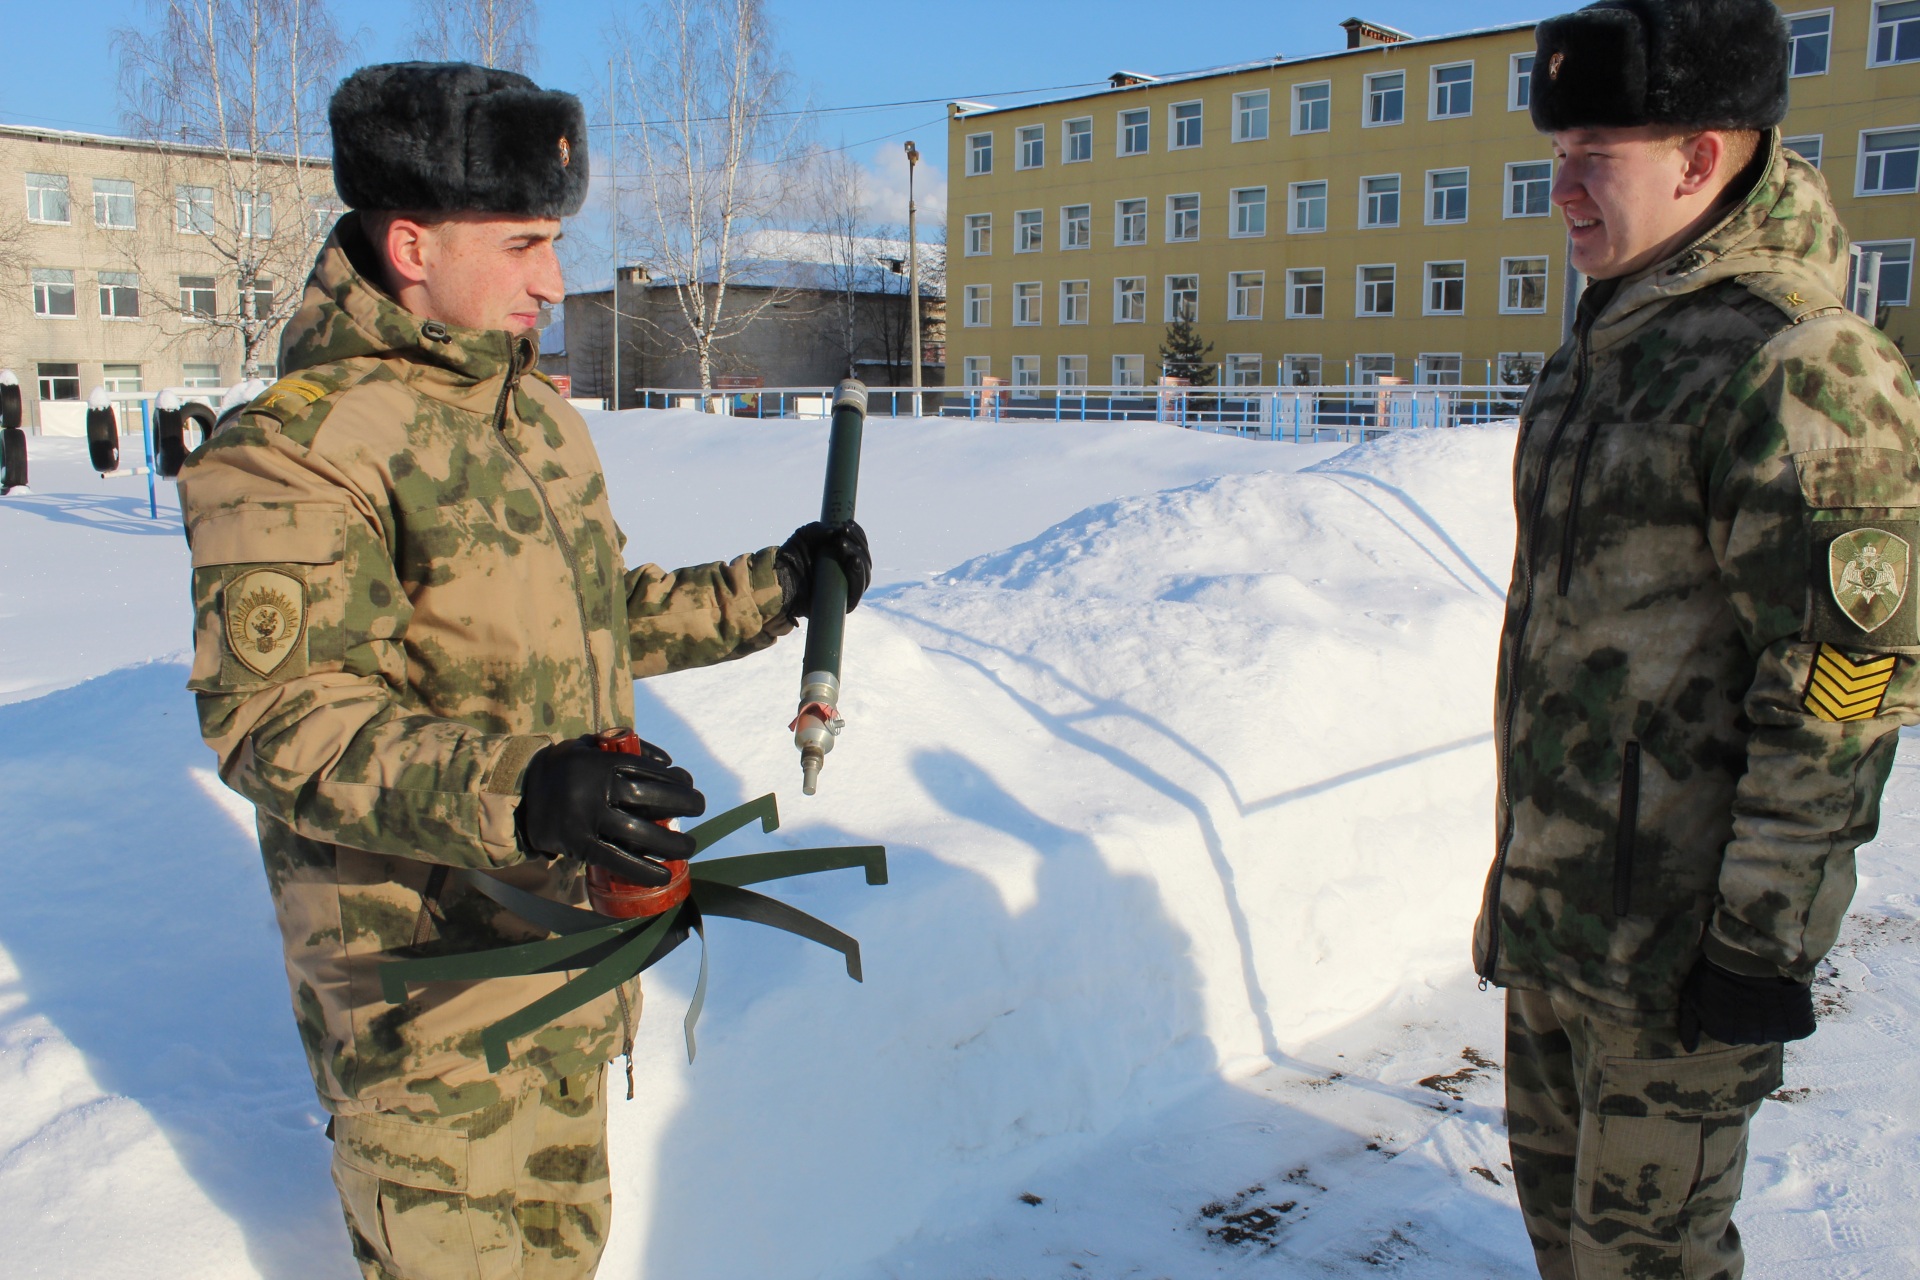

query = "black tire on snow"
[0,382,21,432]
[180,402,217,452]
[1,427,26,493]
[87,406,120,474]
[156,408,188,478]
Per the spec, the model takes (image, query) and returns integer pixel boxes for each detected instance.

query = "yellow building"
[945,2,1920,393]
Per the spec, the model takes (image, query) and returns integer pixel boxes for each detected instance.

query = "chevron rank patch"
[1804,644,1897,723]
[259,377,328,414]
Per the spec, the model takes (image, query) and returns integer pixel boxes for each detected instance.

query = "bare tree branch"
[409,0,539,72]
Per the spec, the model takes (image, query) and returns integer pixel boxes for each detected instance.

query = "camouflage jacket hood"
[179,216,790,1115]
[1474,132,1920,1020]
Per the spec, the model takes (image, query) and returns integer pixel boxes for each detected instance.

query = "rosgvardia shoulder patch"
[224,568,307,677]
[1804,644,1897,722]
[1810,522,1920,646]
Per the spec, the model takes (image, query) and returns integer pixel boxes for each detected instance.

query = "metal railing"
[625,382,1527,438]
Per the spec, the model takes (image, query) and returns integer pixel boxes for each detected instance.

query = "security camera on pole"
[0,370,27,496]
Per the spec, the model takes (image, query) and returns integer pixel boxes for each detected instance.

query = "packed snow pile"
[3,414,1919,1278]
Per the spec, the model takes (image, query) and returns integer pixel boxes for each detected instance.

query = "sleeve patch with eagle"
[224,569,308,677]
[1804,643,1897,723]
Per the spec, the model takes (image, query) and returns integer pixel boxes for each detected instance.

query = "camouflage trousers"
[330,1066,613,1280]
[1504,988,1783,1280]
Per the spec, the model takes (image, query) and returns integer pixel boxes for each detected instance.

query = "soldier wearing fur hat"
[1474,2,1920,1276]
[177,63,870,1279]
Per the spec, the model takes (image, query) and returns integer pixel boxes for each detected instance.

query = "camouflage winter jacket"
[1473,132,1920,1022]
[179,214,792,1117]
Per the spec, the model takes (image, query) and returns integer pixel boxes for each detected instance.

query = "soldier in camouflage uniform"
[178,64,869,1279]
[1474,3,1920,1277]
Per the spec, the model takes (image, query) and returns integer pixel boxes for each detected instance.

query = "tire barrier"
[1,428,25,495]
[155,402,188,479]
[181,402,216,451]
[0,371,21,431]
[85,391,120,476]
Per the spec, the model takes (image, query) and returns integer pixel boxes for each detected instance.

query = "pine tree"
[1159,319,1217,386]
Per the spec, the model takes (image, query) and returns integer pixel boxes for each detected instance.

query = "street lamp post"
[905,140,921,419]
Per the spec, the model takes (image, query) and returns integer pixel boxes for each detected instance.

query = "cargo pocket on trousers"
[331,1111,487,1280]
[1577,1040,1782,1237]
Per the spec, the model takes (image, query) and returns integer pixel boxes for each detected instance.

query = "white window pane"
[26,173,71,224]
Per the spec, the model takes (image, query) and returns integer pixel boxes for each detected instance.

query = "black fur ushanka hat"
[1530,0,1790,133]
[329,62,589,218]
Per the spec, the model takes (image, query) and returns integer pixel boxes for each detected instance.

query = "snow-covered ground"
[1,414,1917,1278]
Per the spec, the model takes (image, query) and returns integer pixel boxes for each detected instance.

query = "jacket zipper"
[1613,741,1641,919]
[1479,321,1593,983]
[491,345,606,731]
[1557,419,1606,596]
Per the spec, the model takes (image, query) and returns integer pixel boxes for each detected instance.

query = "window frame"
[1858,125,1920,195]
[1289,179,1328,234]
[1286,267,1326,319]
[1058,354,1090,387]
[1426,166,1471,224]
[1118,107,1151,156]
[1061,203,1093,250]
[99,270,142,321]
[1500,255,1550,314]
[964,212,992,257]
[1360,173,1401,229]
[175,184,215,235]
[1355,353,1398,384]
[1014,208,1043,253]
[178,274,218,320]
[1064,116,1094,163]
[1857,237,1916,305]
[182,362,223,389]
[1283,354,1323,387]
[963,283,991,327]
[1423,260,1467,316]
[1115,276,1147,323]
[1787,8,1833,76]
[1015,124,1045,170]
[30,267,77,319]
[1228,270,1265,321]
[1292,80,1332,135]
[1013,281,1043,327]
[962,355,990,387]
[1509,52,1535,111]
[1417,353,1463,384]
[93,177,136,230]
[1115,197,1148,246]
[1169,100,1204,150]
[238,190,273,239]
[1112,354,1145,388]
[1785,134,1825,168]
[25,172,71,225]
[1505,160,1554,218]
[1165,273,1200,323]
[1429,60,1475,120]
[1060,279,1091,325]
[1166,192,1201,243]
[967,132,993,176]
[1224,353,1264,387]
[37,362,82,402]
[1364,70,1406,128]
[1230,186,1267,238]
[1233,89,1270,142]
[1871,0,1920,66]
[1011,355,1041,399]
[1357,263,1397,317]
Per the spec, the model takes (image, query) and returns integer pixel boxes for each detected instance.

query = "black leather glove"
[1676,956,1816,1052]
[516,735,705,887]
[776,519,872,619]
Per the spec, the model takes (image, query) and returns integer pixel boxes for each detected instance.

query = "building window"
[1229,270,1264,320]
[25,172,70,224]
[1502,256,1549,313]
[309,196,347,238]
[1170,101,1203,149]
[1012,355,1040,398]
[182,363,222,388]
[1167,193,1200,241]
[179,275,217,318]
[1428,168,1469,222]
[1016,209,1043,253]
[1874,1,1920,65]
[1234,90,1269,141]
[1419,354,1462,384]
[1064,117,1093,163]
[1290,180,1327,233]
[967,133,992,175]
[1356,354,1397,383]
[243,277,275,320]
[1113,354,1145,387]
[1061,279,1090,323]
[1116,198,1148,245]
[1425,261,1466,315]
[1287,267,1325,318]
[176,185,215,234]
[31,268,76,317]
[1507,161,1552,216]
[1119,108,1150,155]
[1166,274,1199,322]
[1284,354,1322,386]
[1859,240,1915,304]
[1225,353,1263,386]
[1014,281,1042,325]
[1231,187,1267,237]
[1358,264,1396,316]
[1860,128,1920,194]
[93,178,135,229]
[1115,276,1146,322]
[1059,354,1089,387]
[963,355,989,386]
[238,190,273,239]
[1366,71,1405,126]
[37,363,81,401]
[1786,134,1824,168]
[102,364,143,395]
[1062,204,1092,249]
[1017,124,1044,170]
[99,270,141,319]
[1788,10,1832,75]
[963,284,991,327]
[1510,53,1535,109]
[1431,62,1474,118]
[965,213,992,256]
[1293,81,1331,134]
[1362,174,1400,228]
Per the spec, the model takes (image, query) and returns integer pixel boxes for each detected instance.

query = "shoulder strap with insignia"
[1734,272,1844,325]
[239,365,372,446]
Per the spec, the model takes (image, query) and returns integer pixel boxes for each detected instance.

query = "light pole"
[905,140,921,418]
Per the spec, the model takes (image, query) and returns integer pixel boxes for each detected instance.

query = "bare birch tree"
[615,0,803,395]
[810,146,868,381]
[116,0,347,377]
[409,0,539,72]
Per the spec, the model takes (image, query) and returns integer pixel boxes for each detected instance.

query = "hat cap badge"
[1549,51,1565,80]
[558,136,571,167]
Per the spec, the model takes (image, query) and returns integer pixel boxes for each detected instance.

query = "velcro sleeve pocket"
[190,503,346,567]
[1793,447,1920,512]
[187,504,350,690]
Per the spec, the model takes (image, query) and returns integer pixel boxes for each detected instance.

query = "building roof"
[0,121,331,167]
[948,17,1539,119]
